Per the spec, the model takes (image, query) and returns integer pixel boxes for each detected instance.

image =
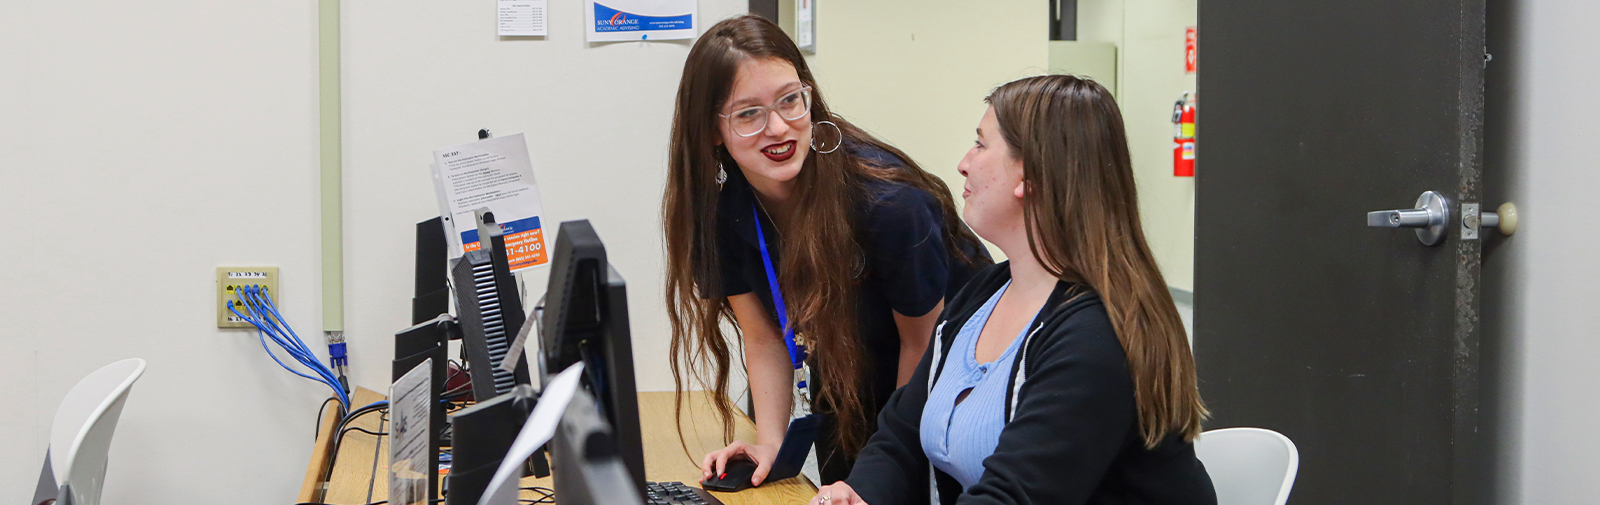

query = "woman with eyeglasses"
[663,15,991,487]
[807,75,1214,505]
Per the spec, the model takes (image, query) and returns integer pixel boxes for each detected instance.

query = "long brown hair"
[663,15,985,455]
[986,75,1206,447]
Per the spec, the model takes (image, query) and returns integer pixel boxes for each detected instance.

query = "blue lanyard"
[752,204,808,386]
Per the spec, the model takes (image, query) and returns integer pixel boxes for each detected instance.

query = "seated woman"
[810,75,1216,505]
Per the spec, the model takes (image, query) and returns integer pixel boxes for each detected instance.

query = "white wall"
[1485,0,1600,503]
[0,0,743,503]
[341,0,744,399]
[0,2,326,504]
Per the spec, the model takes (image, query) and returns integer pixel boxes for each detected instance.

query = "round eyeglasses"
[720,86,813,138]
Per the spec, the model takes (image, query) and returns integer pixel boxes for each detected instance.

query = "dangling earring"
[716,162,728,188]
[811,120,842,154]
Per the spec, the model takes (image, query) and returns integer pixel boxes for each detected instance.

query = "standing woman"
[812,75,1215,504]
[662,15,991,486]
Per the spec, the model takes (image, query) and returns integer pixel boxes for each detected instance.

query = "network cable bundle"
[228,285,350,409]
[231,283,398,502]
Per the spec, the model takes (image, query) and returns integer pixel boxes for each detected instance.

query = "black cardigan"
[844,262,1217,505]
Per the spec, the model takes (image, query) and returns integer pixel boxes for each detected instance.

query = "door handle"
[1367,191,1449,246]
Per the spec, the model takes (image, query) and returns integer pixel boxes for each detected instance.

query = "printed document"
[431,133,550,271]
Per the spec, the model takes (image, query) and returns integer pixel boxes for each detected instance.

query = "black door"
[1194,1,1487,504]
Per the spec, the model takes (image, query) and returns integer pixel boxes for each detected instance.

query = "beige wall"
[1048,41,1118,96]
[792,0,1197,289]
[1074,0,1198,291]
[793,0,1051,260]
[1119,0,1198,291]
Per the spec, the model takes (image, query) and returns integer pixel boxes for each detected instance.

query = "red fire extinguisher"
[1173,92,1196,177]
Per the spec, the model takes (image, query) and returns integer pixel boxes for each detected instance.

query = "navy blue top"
[713,142,991,483]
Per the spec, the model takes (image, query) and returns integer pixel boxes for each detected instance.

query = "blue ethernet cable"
[234,285,350,407]
[239,287,320,372]
[243,285,347,405]
[247,299,349,408]
[229,301,320,381]
[230,295,344,404]
[245,285,350,407]
[252,286,327,368]
[252,284,351,395]
[231,289,342,401]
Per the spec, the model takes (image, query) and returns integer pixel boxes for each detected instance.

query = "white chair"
[1193,427,1299,505]
[32,358,147,505]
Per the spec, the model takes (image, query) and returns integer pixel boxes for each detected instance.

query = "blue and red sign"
[593,2,692,33]
[461,216,547,270]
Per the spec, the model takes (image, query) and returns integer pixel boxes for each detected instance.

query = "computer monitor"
[413,217,451,325]
[540,219,646,496]
[445,384,540,505]
[549,388,646,505]
[451,210,534,401]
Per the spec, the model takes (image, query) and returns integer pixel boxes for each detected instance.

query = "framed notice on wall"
[796,0,816,53]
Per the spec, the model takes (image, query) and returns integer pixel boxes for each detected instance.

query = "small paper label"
[390,360,433,505]
[499,0,548,36]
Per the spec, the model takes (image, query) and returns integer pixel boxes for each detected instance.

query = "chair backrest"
[48,358,147,505]
[1193,427,1299,505]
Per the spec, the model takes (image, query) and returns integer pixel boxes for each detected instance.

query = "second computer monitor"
[540,219,645,495]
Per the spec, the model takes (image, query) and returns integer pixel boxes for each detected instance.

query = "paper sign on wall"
[430,134,550,270]
[585,0,696,42]
[1185,27,1197,74]
[796,0,815,53]
[499,0,548,37]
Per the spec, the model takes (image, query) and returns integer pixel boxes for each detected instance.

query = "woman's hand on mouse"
[700,440,780,486]
[811,481,868,505]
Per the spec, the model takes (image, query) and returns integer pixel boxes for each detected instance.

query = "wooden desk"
[302,390,816,505]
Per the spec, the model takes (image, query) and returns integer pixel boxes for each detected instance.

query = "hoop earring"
[811,120,842,154]
[716,162,728,188]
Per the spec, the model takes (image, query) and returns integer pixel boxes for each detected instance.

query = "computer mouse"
[700,458,758,492]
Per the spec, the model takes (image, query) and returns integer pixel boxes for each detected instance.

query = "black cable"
[442,378,473,398]
[322,405,389,483]
[313,397,344,441]
[520,486,556,504]
[365,415,386,503]
[336,403,389,435]
[340,426,389,437]
[291,495,444,501]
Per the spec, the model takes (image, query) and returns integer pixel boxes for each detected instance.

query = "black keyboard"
[645,481,723,505]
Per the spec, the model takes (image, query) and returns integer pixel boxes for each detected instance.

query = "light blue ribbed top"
[919,280,1031,489]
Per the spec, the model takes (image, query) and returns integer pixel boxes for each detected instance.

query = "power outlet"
[217,267,280,328]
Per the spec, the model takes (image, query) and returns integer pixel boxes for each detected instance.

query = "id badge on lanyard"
[752,205,813,415]
[753,204,820,482]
